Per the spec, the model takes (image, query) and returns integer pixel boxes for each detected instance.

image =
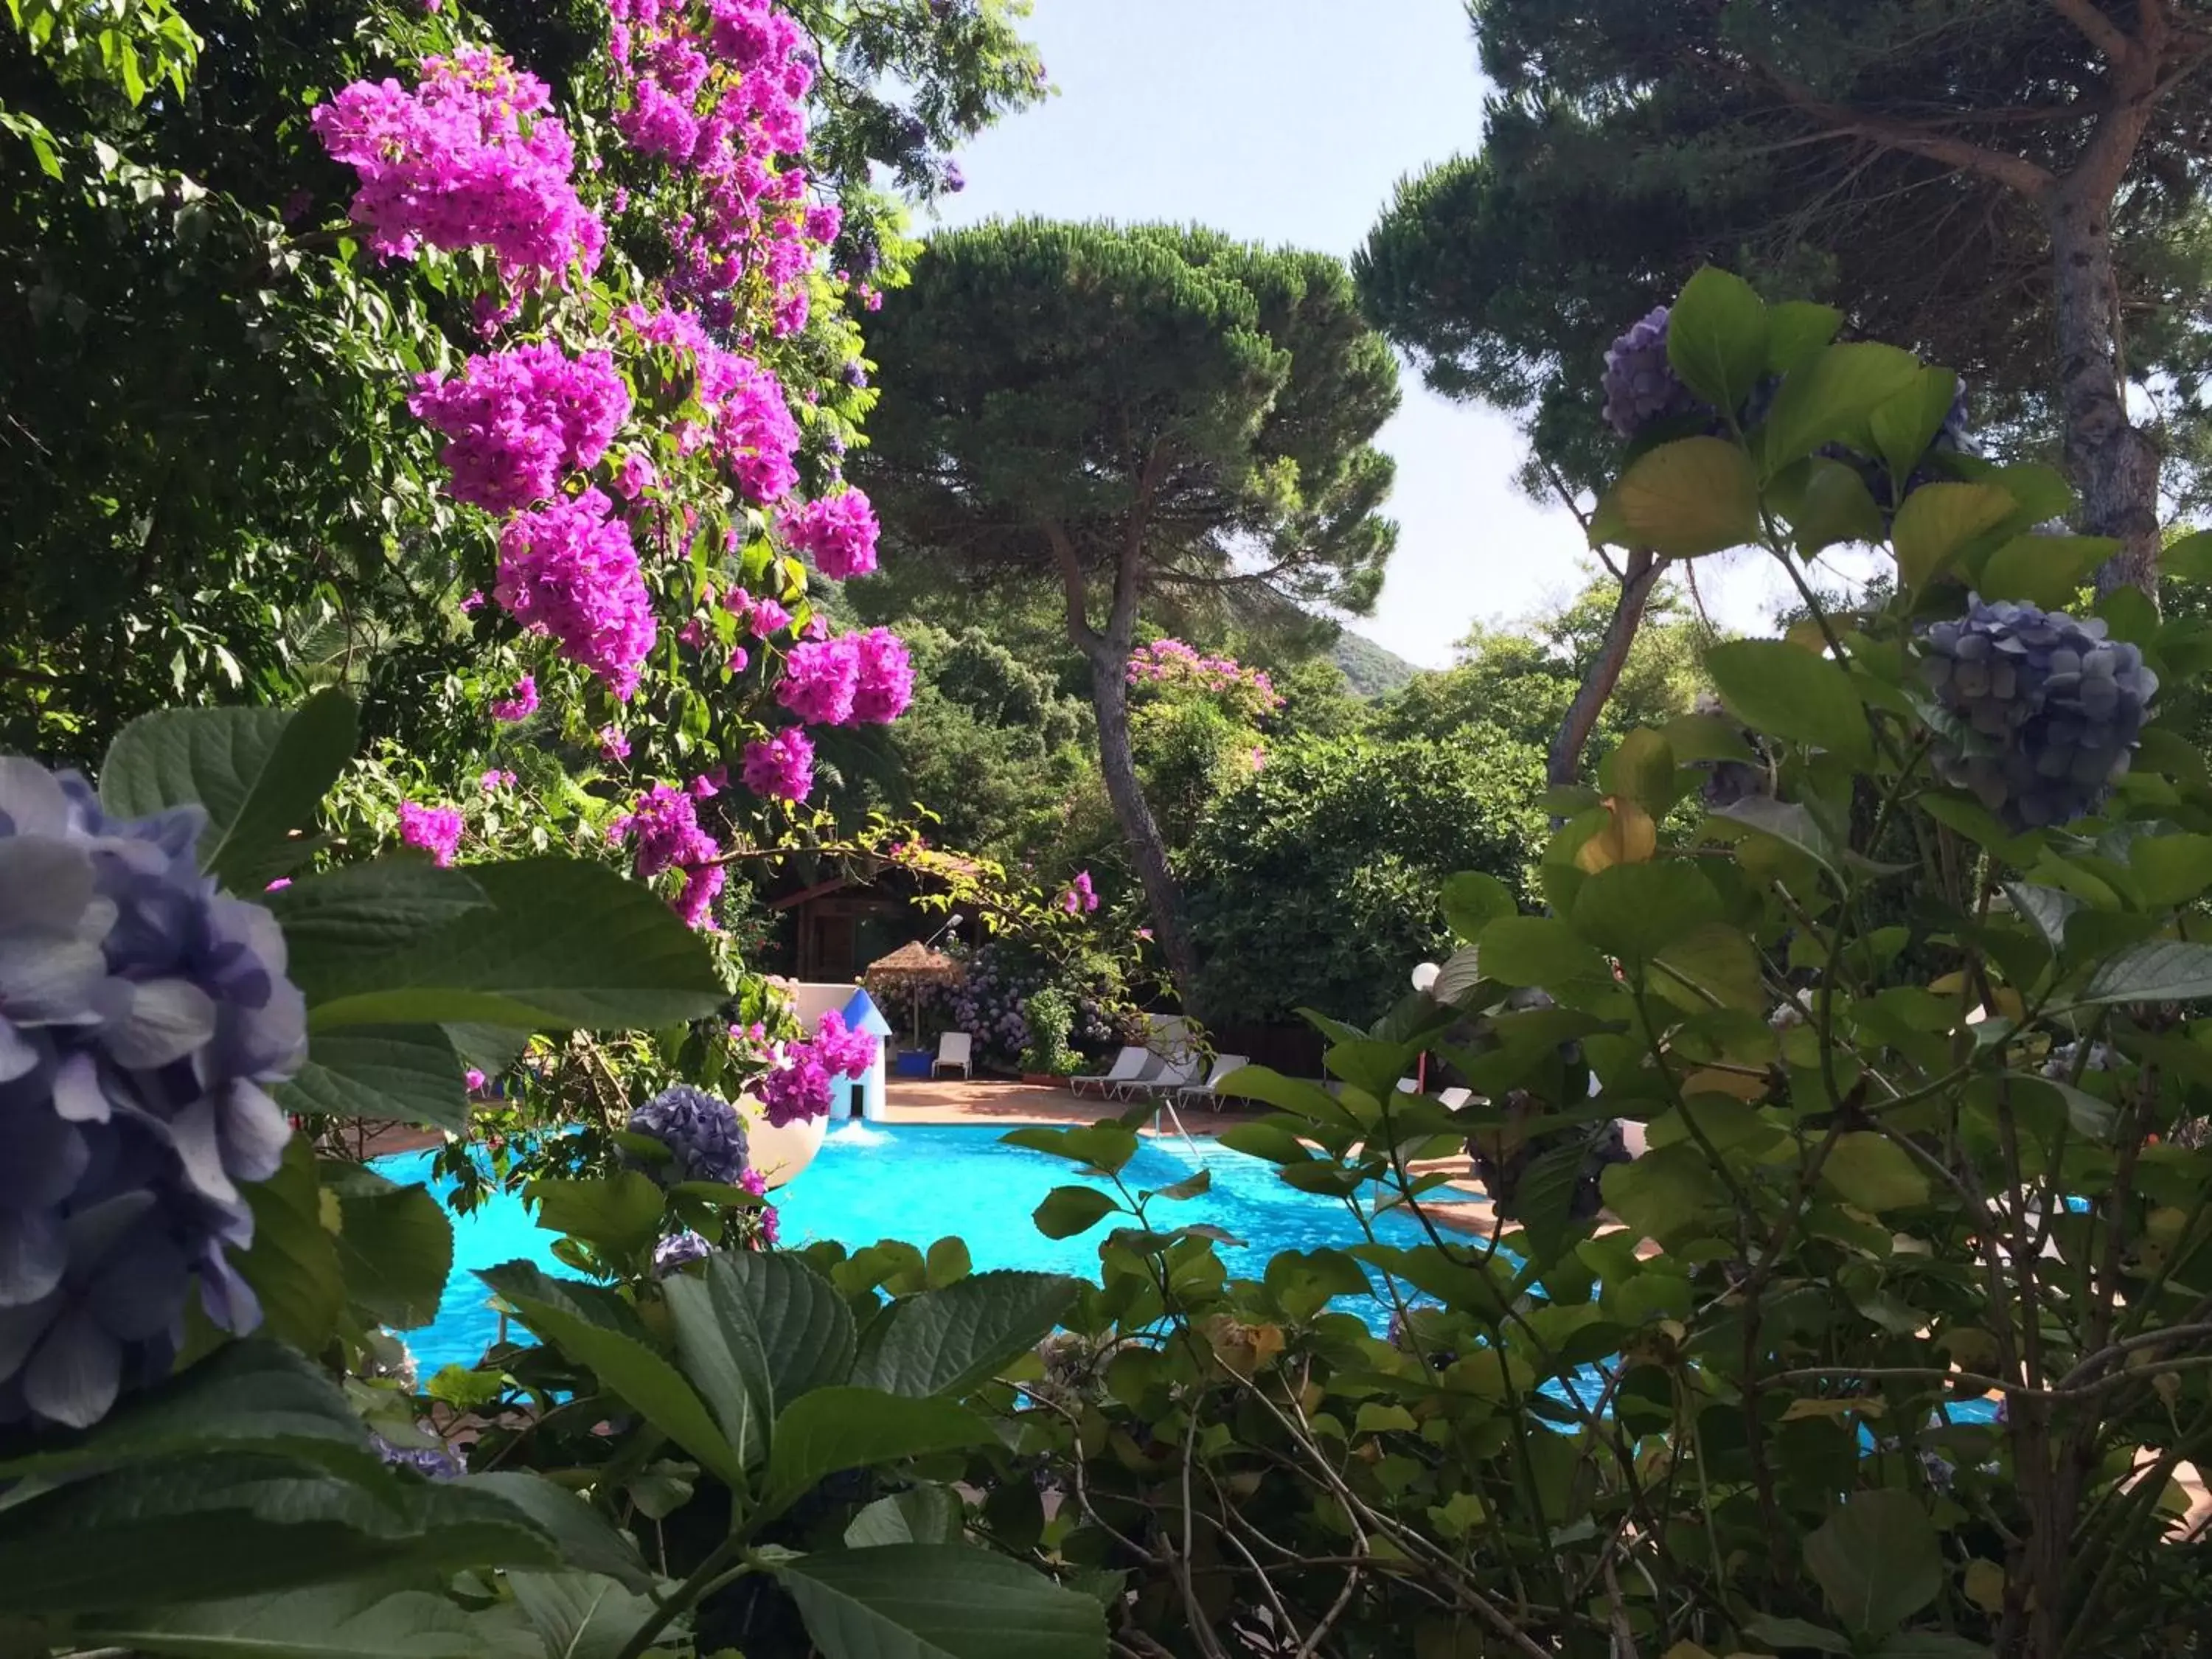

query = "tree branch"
[1546,549,1663,789]
[1753,61,2058,195]
[1042,518,1107,665]
[2048,0,2138,66]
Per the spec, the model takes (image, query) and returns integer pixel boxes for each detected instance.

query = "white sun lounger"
[1071,1046,1151,1099]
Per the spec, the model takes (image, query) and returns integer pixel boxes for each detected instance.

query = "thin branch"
[2049,0,2139,66]
[1752,61,2058,195]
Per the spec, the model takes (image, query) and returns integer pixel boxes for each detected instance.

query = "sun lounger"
[1071,1046,1150,1099]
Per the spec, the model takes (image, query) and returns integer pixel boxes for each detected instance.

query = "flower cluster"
[408,344,631,514]
[611,783,726,928]
[1599,306,1701,441]
[774,629,914,727]
[0,759,306,1430]
[398,801,463,866]
[310,49,605,284]
[653,1229,713,1273]
[1918,597,2158,829]
[1127,639,1283,715]
[628,1083,751,1186]
[778,487,880,580]
[1060,870,1098,914]
[741,728,814,801]
[606,0,824,333]
[495,490,658,698]
[619,305,800,504]
[489,675,538,723]
[759,1009,877,1126]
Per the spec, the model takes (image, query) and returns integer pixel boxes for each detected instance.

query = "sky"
[925,0,1804,669]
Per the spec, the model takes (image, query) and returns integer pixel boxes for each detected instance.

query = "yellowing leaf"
[1964,1558,2007,1613]
[1602,437,1764,557]
[1574,797,1658,872]
[1893,481,2016,592]
[1782,1396,1886,1422]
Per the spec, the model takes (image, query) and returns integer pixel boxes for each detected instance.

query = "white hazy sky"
[925,0,1800,668]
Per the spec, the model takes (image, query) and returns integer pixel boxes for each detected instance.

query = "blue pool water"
[375,1124,1447,1373]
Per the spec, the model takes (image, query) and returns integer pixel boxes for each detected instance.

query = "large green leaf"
[762,1390,997,1517]
[0,1340,372,1481]
[1650,922,1766,1014]
[1893,483,2018,592]
[846,1485,965,1548]
[1211,1066,1360,1131]
[1032,1186,1116,1240]
[1759,341,1923,470]
[1977,533,2114,611]
[1666,267,1768,415]
[1804,1489,1943,1635]
[76,1586,543,1659]
[0,1455,556,1613]
[1867,368,1959,481]
[996,1122,1140,1173]
[1784,457,1888,558]
[507,1571,665,1659]
[99,692,359,891]
[1740,1613,1853,1655]
[2081,940,2212,1005]
[459,1473,654,1593]
[268,865,492,982]
[849,1271,1079,1399]
[502,1291,745,1489]
[1599,437,1762,557]
[1570,862,1722,964]
[1440,870,1518,944]
[707,1251,857,1408]
[1818,1133,1930,1212]
[529,1173,666,1260]
[1705,639,1871,763]
[776,1543,1106,1659]
[1475,915,1611,989]
[236,1138,344,1354]
[277,1026,470,1131]
[661,1273,772,1481]
[297,859,726,1033]
[330,1169,453,1331]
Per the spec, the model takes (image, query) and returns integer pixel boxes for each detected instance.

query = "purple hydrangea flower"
[1601,306,1700,440]
[627,1084,749,1186]
[653,1230,713,1275]
[372,1430,465,1478]
[0,759,306,1430]
[1919,597,2158,829]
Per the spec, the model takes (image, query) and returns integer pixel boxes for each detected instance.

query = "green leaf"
[332,1173,451,1331]
[1818,1134,1930,1212]
[1216,1120,1315,1165]
[846,1486,964,1548]
[1759,342,1924,471]
[1892,482,2018,593]
[1599,437,1762,557]
[276,1026,469,1131]
[1596,728,1674,813]
[997,1123,1139,1174]
[299,860,726,1033]
[1977,534,2114,611]
[1570,862,1722,964]
[849,1271,1079,1399]
[2127,833,2212,909]
[1599,1146,1722,1243]
[0,1340,372,1482]
[2161,527,2212,584]
[763,1389,995,1517]
[528,1173,666,1259]
[268,865,490,981]
[1869,1635,1995,1658]
[660,1273,771,1483]
[1740,1613,1854,1655]
[1705,639,1871,763]
[1786,457,1887,557]
[507,1571,665,1659]
[1441,871,1517,944]
[2001,882,2081,952]
[2081,940,2212,1005]
[459,1474,654,1593]
[1666,267,1768,414]
[704,1251,856,1408]
[1032,1185,1116,1239]
[76,1586,543,1659]
[1764,302,1843,375]
[1650,922,1765,1014]
[0,1455,557,1613]
[236,1138,344,1354]
[1478,915,1612,988]
[776,1543,1106,1659]
[99,692,359,890]
[1804,1489,1944,1635]
[501,1291,745,1489]
[1868,369,1959,481]
[1208,1067,1360,1131]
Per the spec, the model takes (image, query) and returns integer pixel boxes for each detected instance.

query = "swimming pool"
[373,1123,1449,1372]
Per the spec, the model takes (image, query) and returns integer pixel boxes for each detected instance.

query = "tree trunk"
[2045,180,2163,598]
[1087,644,1206,1012]
[1547,549,1662,790]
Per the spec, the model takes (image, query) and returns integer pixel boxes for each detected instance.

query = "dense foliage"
[1356,0,2212,587]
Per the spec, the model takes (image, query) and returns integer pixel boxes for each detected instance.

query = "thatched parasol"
[864,941,964,1046]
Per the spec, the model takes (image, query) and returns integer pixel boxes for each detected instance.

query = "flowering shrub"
[1126,636,1284,718]
[407,344,630,513]
[0,757,304,1429]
